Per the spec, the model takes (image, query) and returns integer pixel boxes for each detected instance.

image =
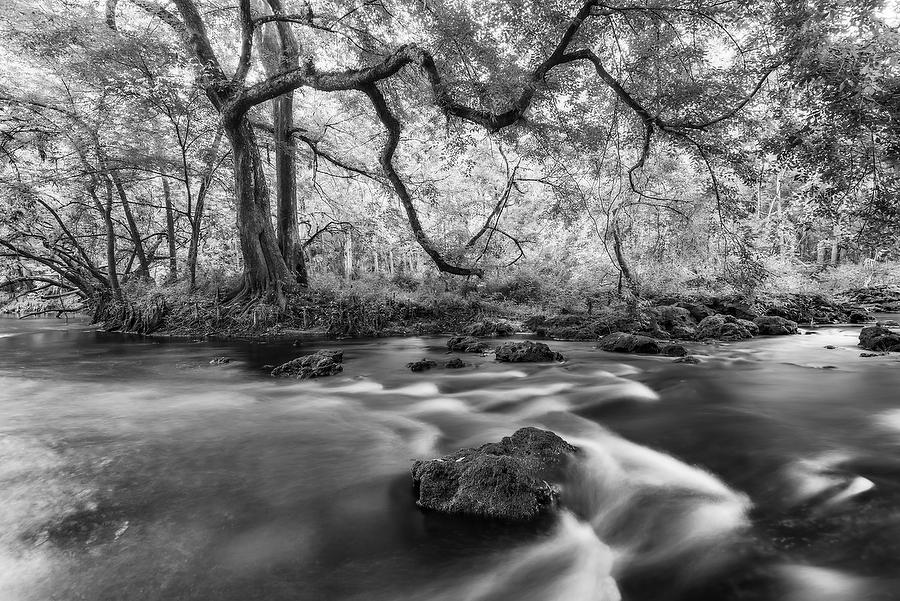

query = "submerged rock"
[753,316,799,336]
[859,325,900,352]
[447,336,490,353]
[494,340,565,362]
[271,350,343,379]
[597,332,660,354]
[445,357,466,369]
[463,319,516,337]
[411,427,577,520]
[697,314,755,341]
[209,356,231,365]
[407,359,438,372]
[674,355,701,364]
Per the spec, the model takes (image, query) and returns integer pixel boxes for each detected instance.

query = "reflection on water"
[1,317,900,601]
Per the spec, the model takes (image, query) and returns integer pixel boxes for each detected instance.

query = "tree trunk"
[112,172,150,279]
[611,217,637,295]
[273,93,307,286]
[187,126,224,288]
[830,222,840,266]
[225,119,292,300]
[343,231,353,280]
[258,0,307,287]
[101,179,122,299]
[816,240,827,265]
[162,176,178,282]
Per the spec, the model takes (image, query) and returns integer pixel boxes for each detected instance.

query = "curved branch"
[360,83,483,277]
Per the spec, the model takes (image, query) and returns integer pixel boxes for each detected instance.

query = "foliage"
[1,0,898,325]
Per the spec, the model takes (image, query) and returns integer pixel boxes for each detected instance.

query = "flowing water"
[1,317,900,601]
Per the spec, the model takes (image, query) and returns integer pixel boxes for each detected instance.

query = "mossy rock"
[411,427,577,520]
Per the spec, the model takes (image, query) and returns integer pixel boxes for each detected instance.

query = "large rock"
[597,332,660,354]
[859,325,900,351]
[763,293,850,324]
[494,340,565,362]
[447,336,490,353]
[753,316,799,335]
[271,350,343,379]
[697,314,755,341]
[651,305,698,339]
[463,319,516,337]
[411,427,577,520]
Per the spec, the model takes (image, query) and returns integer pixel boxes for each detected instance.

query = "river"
[1,317,899,601]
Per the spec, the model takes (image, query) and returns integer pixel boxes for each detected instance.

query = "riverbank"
[79,281,900,345]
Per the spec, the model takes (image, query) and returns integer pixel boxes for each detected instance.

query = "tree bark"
[830,222,840,266]
[162,176,178,282]
[343,231,353,280]
[111,171,150,279]
[259,0,307,286]
[187,126,224,288]
[225,118,293,299]
[611,214,637,295]
[99,179,122,299]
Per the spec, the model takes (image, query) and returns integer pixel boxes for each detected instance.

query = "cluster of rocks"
[446,336,566,363]
[593,309,799,356]
[758,293,859,325]
[407,357,468,371]
[411,427,577,520]
[494,340,565,362]
[840,286,900,313]
[596,332,688,356]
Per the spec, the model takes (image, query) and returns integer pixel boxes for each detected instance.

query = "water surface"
[1,317,899,601]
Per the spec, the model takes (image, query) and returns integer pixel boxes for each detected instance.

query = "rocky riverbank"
[88,284,897,347]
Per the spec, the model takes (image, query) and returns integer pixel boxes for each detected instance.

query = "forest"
[4,3,900,601]
[1,0,898,335]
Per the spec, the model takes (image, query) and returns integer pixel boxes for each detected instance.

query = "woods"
[1,0,898,323]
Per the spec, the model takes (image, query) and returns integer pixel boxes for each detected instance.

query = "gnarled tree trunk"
[225,118,293,300]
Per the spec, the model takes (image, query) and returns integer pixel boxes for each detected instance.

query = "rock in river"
[494,340,565,362]
[411,427,577,520]
[407,359,438,372]
[597,332,660,354]
[697,314,756,341]
[753,316,799,335]
[859,325,900,352]
[271,350,343,379]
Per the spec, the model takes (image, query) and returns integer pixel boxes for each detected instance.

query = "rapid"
[1,317,898,601]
